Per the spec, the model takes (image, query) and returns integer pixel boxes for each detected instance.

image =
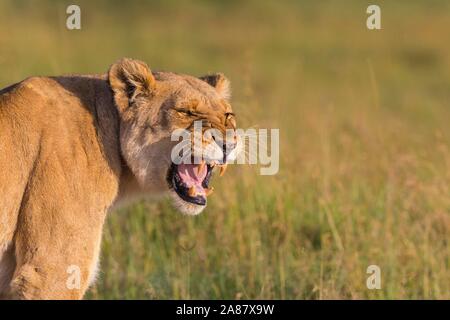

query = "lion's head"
[108,58,238,215]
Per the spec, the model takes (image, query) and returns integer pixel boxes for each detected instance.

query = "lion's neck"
[113,166,152,209]
[91,75,163,211]
[88,75,139,209]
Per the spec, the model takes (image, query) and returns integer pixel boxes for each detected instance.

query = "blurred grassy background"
[1,0,450,299]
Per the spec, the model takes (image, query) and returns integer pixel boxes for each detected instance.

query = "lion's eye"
[176,99,200,117]
[176,109,196,117]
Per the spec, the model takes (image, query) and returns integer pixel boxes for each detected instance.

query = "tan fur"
[0,58,235,299]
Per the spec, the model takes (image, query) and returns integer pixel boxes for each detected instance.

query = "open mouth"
[167,161,226,206]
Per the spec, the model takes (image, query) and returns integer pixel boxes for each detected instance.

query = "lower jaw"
[177,191,206,206]
[169,190,206,216]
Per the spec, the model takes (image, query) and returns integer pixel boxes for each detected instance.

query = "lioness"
[0,58,237,299]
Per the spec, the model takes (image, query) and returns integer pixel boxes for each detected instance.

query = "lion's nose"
[211,133,237,164]
[219,141,236,164]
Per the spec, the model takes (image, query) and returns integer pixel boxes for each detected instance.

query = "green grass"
[1,0,450,299]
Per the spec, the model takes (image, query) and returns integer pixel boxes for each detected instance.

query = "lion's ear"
[199,73,231,100]
[108,58,156,112]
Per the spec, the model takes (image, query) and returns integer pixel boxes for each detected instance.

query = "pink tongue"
[177,164,207,195]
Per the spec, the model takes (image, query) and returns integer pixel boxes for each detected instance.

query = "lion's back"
[0,75,119,249]
[0,78,52,253]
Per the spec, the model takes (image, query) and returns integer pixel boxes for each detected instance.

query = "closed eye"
[175,108,197,117]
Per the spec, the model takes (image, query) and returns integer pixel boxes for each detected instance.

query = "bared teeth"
[188,186,196,197]
[205,187,214,196]
[219,164,228,177]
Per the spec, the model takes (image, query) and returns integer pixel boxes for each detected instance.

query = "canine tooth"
[205,187,214,196]
[188,186,196,197]
[198,160,206,173]
[219,164,228,177]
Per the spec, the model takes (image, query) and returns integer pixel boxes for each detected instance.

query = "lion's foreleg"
[4,205,107,300]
